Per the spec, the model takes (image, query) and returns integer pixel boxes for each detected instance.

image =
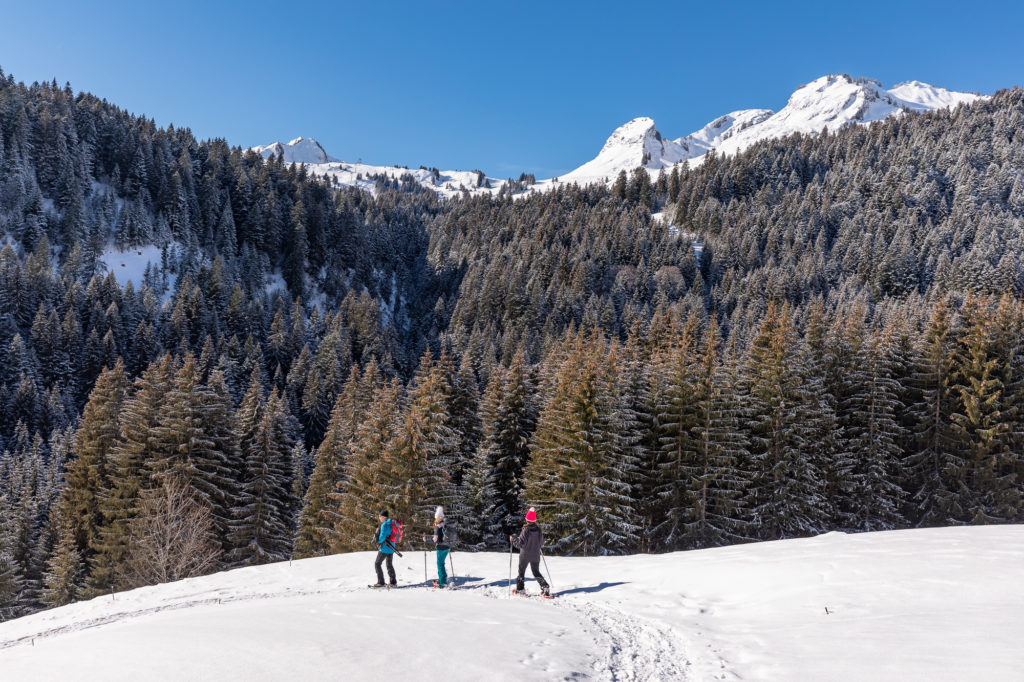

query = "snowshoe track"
[564,600,690,681]
[478,584,690,681]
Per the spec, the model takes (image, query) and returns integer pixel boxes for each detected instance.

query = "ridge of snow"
[675,108,775,156]
[888,80,986,112]
[248,75,988,197]
[1,526,1022,681]
[557,74,987,182]
[250,137,338,165]
[703,74,986,161]
[557,117,689,186]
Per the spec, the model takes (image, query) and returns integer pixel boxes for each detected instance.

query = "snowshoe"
[369,583,387,589]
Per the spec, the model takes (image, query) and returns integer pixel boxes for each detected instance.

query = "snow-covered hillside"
[249,74,984,196]
[555,117,691,187]
[251,137,337,165]
[709,75,986,159]
[1,526,1021,681]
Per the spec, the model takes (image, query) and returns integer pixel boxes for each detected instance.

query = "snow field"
[1,526,1021,681]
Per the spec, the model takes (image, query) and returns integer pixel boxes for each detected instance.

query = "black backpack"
[440,522,459,548]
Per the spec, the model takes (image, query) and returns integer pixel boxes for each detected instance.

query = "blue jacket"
[377,519,395,554]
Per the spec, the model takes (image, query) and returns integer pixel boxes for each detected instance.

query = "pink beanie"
[525,507,537,522]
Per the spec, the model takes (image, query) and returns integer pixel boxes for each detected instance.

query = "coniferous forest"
[2,68,1024,620]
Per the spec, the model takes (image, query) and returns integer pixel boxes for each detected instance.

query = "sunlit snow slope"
[1,526,1021,681]
[251,74,985,196]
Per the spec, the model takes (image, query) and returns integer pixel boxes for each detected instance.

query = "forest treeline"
[1,69,1023,620]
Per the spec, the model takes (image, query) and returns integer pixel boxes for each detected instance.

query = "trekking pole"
[422,536,428,583]
[448,552,458,587]
[508,540,514,597]
[541,549,553,591]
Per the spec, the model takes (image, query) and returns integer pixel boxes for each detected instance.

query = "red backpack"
[387,519,403,545]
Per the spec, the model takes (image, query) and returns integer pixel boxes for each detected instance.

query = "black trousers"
[375,551,396,584]
[516,555,548,591]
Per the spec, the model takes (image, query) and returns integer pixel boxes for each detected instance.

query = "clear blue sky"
[2,0,1021,177]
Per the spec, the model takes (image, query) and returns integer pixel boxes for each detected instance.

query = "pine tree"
[332,378,404,552]
[476,350,537,542]
[61,360,127,565]
[41,506,83,607]
[687,318,749,547]
[229,389,296,565]
[906,298,959,525]
[385,352,459,541]
[841,327,907,530]
[650,317,700,550]
[295,362,375,557]
[149,354,237,557]
[90,354,174,590]
[743,303,828,540]
[524,333,637,555]
[946,297,1017,523]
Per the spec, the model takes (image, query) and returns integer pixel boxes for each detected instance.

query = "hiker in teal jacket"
[431,506,451,587]
[373,510,397,587]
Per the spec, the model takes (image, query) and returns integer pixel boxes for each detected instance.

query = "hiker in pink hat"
[509,507,550,596]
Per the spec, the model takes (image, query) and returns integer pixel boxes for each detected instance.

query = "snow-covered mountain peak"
[245,74,988,195]
[780,74,897,125]
[251,137,337,164]
[558,117,688,185]
[888,80,985,111]
[676,108,774,156]
[707,74,986,159]
[598,117,662,153]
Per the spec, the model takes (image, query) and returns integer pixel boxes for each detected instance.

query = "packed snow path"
[1,526,1022,681]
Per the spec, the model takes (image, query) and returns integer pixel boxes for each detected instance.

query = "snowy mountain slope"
[556,117,691,186]
[251,74,985,196]
[2,526,1022,681]
[310,161,507,198]
[674,108,774,157]
[709,74,986,158]
[251,137,338,164]
[248,138,509,198]
[548,74,985,185]
[889,80,985,112]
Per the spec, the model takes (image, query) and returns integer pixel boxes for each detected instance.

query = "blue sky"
[2,0,1022,177]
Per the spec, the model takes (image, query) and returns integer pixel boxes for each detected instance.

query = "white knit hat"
[435,506,445,520]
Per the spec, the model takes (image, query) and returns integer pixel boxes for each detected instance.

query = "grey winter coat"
[512,523,543,562]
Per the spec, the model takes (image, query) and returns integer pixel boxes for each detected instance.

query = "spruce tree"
[386,352,459,541]
[743,304,828,540]
[149,354,237,556]
[476,350,537,542]
[524,333,637,555]
[906,298,959,525]
[841,327,907,530]
[41,506,83,607]
[295,362,375,557]
[651,317,700,550]
[61,360,127,565]
[229,389,296,565]
[687,318,749,547]
[90,354,175,590]
[332,378,404,552]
